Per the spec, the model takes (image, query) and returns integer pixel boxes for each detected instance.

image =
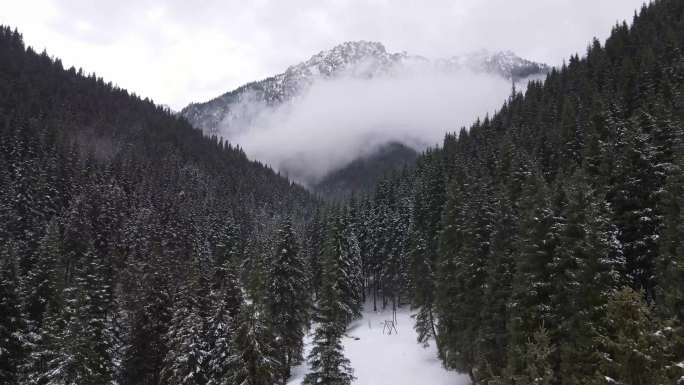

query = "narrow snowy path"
[288,303,471,385]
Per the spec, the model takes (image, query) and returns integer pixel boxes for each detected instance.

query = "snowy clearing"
[288,303,471,385]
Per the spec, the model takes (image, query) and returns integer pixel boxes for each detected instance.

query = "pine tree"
[161,263,211,385]
[119,273,173,385]
[552,172,625,384]
[436,167,496,377]
[514,325,554,385]
[507,172,559,379]
[0,260,25,384]
[21,220,60,329]
[207,259,243,385]
[230,304,278,385]
[322,210,363,324]
[27,248,116,385]
[303,250,355,385]
[267,218,309,384]
[409,150,445,354]
[474,191,516,383]
[605,112,661,300]
[595,287,670,385]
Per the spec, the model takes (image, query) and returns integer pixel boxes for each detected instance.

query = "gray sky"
[2,0,646,110]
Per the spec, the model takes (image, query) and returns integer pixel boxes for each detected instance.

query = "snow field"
[288,303,471,385]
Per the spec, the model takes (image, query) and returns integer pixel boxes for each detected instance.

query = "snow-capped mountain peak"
[180,41,549,137]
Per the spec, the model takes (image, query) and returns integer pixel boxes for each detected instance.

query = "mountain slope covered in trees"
[0,26,319,385]
[4,0,684,384]
[312,142,418,201]
[335,1,684,384]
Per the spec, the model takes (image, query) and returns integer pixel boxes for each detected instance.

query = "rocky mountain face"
[180,41,549,137]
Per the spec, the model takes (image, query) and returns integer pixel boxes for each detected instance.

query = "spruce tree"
[409,150,445,354]
[28,248,116,385]
[303,249,355,385]
[207,259,243,385]
[267,218,309,384]
[436,168,497,377]
[230,304,278,385]
[595,287,670,385]
[0,260,25,384]
[161,263,211,385]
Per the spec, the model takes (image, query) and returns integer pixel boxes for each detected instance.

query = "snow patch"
[288,304,470,385]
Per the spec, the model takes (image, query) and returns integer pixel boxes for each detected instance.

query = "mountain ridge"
[180,41,550,138]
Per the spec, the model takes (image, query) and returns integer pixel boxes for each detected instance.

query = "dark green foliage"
[0,25,316,384]
[0,261,25,384]
[267,218,309,384]
[339,0,684,382]
[161,264,211,385]
[321,209,363,324]
[230,304,279,385]
[595,288,671,385]
[313,141,419,200]
[207,258,243,385]
[304,246,355,385]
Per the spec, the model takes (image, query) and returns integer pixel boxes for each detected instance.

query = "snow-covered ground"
[288,302,471,385]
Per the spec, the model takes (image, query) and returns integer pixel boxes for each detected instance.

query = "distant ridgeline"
[312,141,419,201]
[336,0,684,384]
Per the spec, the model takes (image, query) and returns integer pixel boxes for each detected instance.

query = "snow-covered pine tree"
[266,218,309,384]
[656,111,684,359]
[20,220,60,330]
[594,287,671,385]
[605,110,661,301]
[303,249,355,385]
[118,271,173,385]
[474,191,516,383]
[161,261,211,385]
[306,208,327,301]
[340,208,364,319]
[378,173,411,310]
[552,172,626,384]
[229,304,278,385]
[212,217,241,270]
[0,259,25,384]
[207,258,243,385]
[507,170,559,379]
[322,209,363,324]
[435,166,496,377]
[408,150,445,354]
[515,325,554,385]
[27,247,116,385]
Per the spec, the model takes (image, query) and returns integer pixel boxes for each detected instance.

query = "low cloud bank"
[229,68,525,185]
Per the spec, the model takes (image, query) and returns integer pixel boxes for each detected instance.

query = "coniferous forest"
[3,1,684,385]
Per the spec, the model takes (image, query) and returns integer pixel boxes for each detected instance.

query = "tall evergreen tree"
[0,260,25,384]
[229,304,278,385]
[303,248,355,385]
[267,218,309,384]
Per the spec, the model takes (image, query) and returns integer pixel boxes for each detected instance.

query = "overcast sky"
[2,0,646,110]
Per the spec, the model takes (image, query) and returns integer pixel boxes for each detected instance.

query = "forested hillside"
[312,142,418,201]
[0,26,319,384]
[4,0,684,384]
[338,0,684,384]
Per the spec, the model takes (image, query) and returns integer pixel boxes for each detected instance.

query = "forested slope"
[338,1,684,384]
[0,26,318,384]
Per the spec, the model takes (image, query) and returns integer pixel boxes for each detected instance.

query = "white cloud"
[232,68,516,184]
